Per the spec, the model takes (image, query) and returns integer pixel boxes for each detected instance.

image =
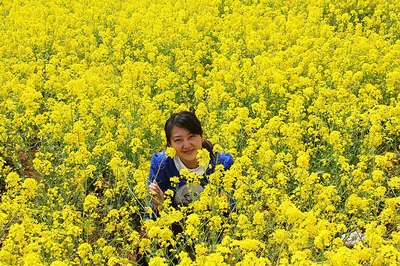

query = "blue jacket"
[148,150,234,193]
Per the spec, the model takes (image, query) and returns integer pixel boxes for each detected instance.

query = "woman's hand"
[149,179,164,209]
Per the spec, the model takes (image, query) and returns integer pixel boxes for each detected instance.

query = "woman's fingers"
[149,182,164,206]
[151,181,163,194]
[149,183,161,195]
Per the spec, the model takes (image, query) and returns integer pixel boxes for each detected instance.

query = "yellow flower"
[101,245,115,258]
[204,253,226,265]
[196,148,210,168]
[236,238,265,253]
[149,256,167,266]
[107,257,120,266]
[77,243,93,260]
[165,146,176,158]
[388,176,400,189]
[371,169,384,182]
[252,211,264,226]
[185,213,201,239]
[83,194,100,212]
[195,243,207,257]
[5,172,21,190]
[314,229,332,250]
[346,194,370,215]
[271,229,287,245]
[209,215,223,230]
[23,252,42,265]
[238,252,271,266]
[296,151,309,169]
[212,143,223,154]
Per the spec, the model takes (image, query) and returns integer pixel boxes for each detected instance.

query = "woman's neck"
[180,158,199,169]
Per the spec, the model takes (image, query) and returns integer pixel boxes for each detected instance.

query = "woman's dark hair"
[165,111,214,156]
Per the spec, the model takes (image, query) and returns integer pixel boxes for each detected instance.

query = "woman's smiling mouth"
[182,149,195,155]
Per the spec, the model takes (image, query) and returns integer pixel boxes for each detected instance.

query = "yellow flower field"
[1,0,400,264]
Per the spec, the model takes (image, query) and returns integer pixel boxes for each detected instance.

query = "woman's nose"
[182,139,190,148]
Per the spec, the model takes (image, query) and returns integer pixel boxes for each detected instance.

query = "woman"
[148,111,234,214]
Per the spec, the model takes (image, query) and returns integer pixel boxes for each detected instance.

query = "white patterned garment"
[174,184,204,206]
[341,231,365,247]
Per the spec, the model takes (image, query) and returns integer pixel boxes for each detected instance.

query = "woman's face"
[168,126,203,168]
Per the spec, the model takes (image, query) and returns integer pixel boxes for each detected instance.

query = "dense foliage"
[1,0,400,264]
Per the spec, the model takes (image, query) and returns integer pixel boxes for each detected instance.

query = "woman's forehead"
[170,126,191,137]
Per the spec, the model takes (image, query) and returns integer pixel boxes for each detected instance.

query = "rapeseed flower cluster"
[1,0,400,264]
